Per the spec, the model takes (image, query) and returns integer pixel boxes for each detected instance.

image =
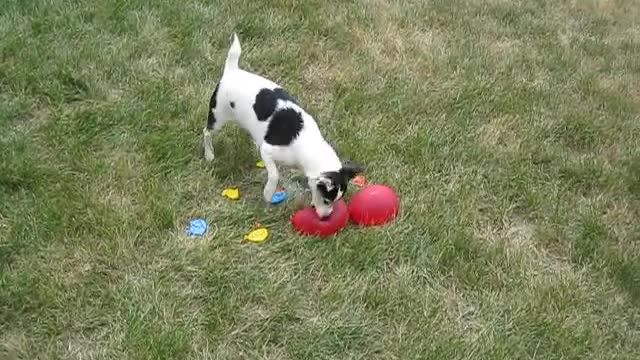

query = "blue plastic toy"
[186,218,208,236]
[271,189,288,204]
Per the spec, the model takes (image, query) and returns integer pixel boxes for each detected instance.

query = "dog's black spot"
[273,88,298,104]
[210,83,219,109]
[253,87,298,121]
[317,181,341,202]
[207,82,219,129]
[230,101,235,108]
[317,171,348,202]
[317,164,364,202]
[264,108,304,146]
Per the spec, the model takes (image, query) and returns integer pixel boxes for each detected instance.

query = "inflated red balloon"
[291,200,349,238]
[348,184,400,226]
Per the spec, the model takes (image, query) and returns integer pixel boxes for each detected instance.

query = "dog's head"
[309,163,365,219]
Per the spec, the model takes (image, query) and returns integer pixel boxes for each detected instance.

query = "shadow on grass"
[195,126,258,183]
[572,214,640,304]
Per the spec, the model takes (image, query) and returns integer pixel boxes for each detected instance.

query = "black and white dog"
[203,34,363,218]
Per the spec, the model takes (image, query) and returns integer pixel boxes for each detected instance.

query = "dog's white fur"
[203,34,349,218]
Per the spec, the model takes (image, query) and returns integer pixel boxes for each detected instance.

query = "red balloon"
[291,199,349,238]
[348,184,400,226]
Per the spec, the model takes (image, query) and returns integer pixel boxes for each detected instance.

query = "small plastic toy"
[291,200,349,238]
[352,175,367,187]
[271,188,287,204]
[222,187,240,200]
[245,225,269,243]
[348,184,400,226]
[186,218,208,236]
[256,160,265,168]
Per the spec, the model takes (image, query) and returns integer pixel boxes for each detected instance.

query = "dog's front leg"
[260,145,279,203]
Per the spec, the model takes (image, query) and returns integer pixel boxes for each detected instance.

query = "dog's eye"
[323,199,331,205]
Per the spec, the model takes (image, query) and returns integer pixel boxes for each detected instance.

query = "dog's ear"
[340,162,365,180]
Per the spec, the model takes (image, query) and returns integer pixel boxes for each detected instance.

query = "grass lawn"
[2,0,640,358]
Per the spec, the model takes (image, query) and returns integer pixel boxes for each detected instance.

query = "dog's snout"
[315,207,333,220]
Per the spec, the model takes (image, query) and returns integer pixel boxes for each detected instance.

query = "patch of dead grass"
[2,105,51,144]
[0,331,28,360]
[476,115,523,153]
[175,224,217,248]
[558,0,640,49]
[59,335,110,360]
[476,215,534,249]
[571,0,640,20]
[604,200,640,248]
[350,24,443,79]
[441,283,485,343]
[599,74,640,110]
[350,0,446,79]
[476,214,579,287]
[485,37,522,58]
[88,138,144,226]
[59,248,95,287]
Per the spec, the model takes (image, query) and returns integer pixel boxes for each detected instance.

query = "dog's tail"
[224,33,241,72]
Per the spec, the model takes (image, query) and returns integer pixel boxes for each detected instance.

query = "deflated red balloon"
[291,200,349,238]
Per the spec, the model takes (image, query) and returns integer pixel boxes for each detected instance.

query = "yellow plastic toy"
[256,160,265,168]
[244,227,269,243]
[222,187,240,200]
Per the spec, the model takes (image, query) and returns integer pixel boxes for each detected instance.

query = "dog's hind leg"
[203,83,221,161]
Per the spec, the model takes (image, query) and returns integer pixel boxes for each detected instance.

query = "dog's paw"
[263,187,276,203]
[204,151,215,162]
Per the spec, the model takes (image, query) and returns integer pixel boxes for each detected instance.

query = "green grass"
[2,0,640,358]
